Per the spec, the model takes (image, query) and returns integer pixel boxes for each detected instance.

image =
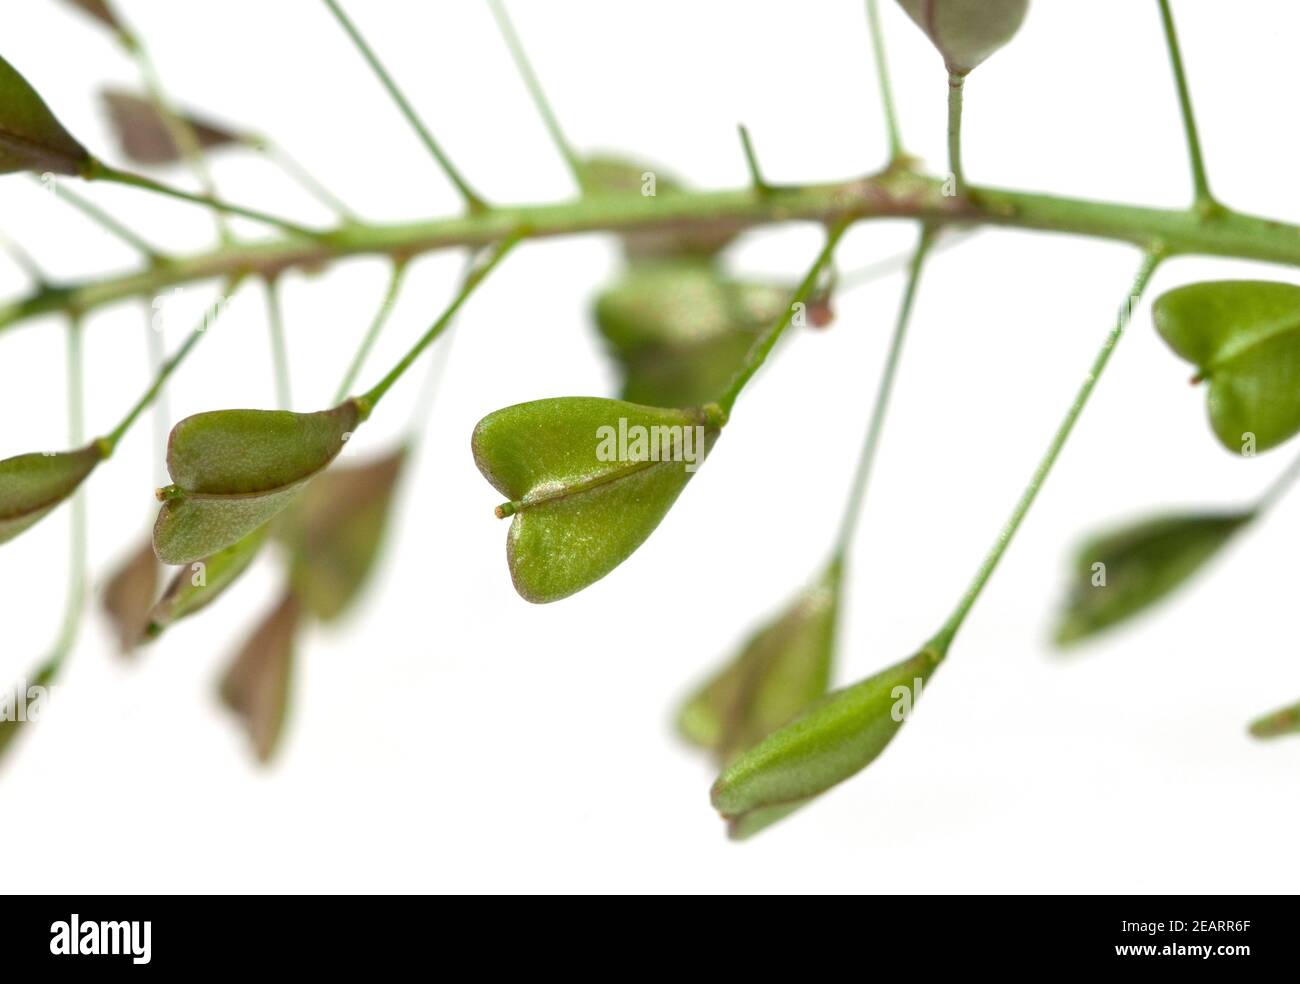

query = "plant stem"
[487,0,583,189]
[40,316,89,678]
[87,160,322,239]
[120,27,232,243]
[737,124,772,195]
[931,249,1164,651]
[1256,449,1300,515]
[1156,0,1215,211]
[333,260,408,404]
[0,226,49,287]
[716,218,853,417]
[263,277,292,410]
[832,224,934,562]
[42,177,166,263]
[322,0,487,213]
[144,306,169,487]
[358,236,520,410]
[257,138,359,222]
[13,170,1300,334]
[101,276,246,451]
[947,72,966,194]
[865,0,905,162]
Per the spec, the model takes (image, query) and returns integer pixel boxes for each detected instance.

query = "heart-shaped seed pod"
[0,53,93,175]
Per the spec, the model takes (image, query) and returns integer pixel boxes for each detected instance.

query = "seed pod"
[0,443,103,545]
[594,260,810,408]
[60,0,121,31]
[472,397,721,603]
[896,0,1030,75]
[0,662,57,764]
[678,563,841,763]
[1248,700,1300,740]
[711,646,942,834]
[1053,511,1251,646]
[279,448,406,622]
[144,524,272,640]
[101,89,246,166]
[101,537,160,653]
[1154,280,1300,454]
[153,402,362,565]
[579,154,735,261]
[0,53,93,175]
[219,592,299,763]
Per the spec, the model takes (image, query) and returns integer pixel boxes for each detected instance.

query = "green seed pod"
[579,154,735,261]
[1248,700,1300,740]
[593,260,817,408]
[0,443,104,545]
[101,89,245,166]
[219,592,299,763]
[1154,280,1300,454]
[678,562,841,764]
[101,536,160,653]
[1053,512,1252,647]
[711,646,942,834]
[896,0,1030,75]
[279,447,406,622]
[153,402,362,565]
[472,396,722,603]
[144,524,272,640]
[0,53,93,175]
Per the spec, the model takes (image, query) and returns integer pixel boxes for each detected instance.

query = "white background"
[2,1,1298,894]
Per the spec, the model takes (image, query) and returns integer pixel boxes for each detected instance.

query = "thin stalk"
[358,235,520,410]
[39,316,90,679]
[947,72,966,194]
[865,0,905,162]
[122,28,232,243]
[257,138,359,222]
[832,224,934,562]
[716,218,853,417]
[931,249,1164,651]
[0,226,49,287]
[835,228,975,291]
[263,277,292,410]
[333,260,408,404]
[737,124,772,196]
[101,276,246,451]
[144,306,169,487]
[1256,449,1300,515]
[322,0,487,213]
[1156,0,1215,211]
[41,177,166,263]
[487,0,583,189]
[407,251,479,441]
[87,161,322,239]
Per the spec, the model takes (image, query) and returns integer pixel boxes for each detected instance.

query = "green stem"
[737,124,772,195]
[43,177,166,263]
[487,0,583,189]
[144,305,169,487]
[41,316,89,678]
[333,260,408,404]
[832,224,934,561]
[257,138,359,222]
[931,249,1164,651]
[1156,0,1215,210]
[263,277,292,409]
[1256,449,1300,515]
[406,250,479,441]
[947,72,966,194]
[14,171,1300,334]
[716,218,852,417]
[358,235,520,410]
[0,226,49,287]
[865,0,905,162]
[87,161,322,239]
[322,0,487,213]
[101,275,246,450]
[122,28,232,243]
